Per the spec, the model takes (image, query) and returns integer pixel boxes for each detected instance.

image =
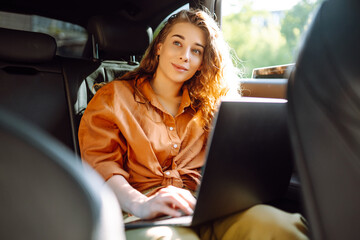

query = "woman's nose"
[179,48,190,62]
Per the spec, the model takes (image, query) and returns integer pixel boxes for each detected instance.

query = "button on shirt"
[78,78,208,195]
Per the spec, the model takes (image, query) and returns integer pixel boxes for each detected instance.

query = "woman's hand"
[107,175,196,220]
[132,185,196,220]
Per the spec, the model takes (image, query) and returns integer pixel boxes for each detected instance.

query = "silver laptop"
[125,97,292,229]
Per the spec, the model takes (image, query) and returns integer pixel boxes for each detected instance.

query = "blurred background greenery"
[222,0,322,78]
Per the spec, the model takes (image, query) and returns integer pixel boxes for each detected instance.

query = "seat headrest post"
[91,34,99,60]
[129,55,138,65]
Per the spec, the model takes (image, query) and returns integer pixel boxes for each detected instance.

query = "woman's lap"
[199,204,308,240]
[125,204,309,240]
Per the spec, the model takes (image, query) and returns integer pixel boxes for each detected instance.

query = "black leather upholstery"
[88,15,153,61]
[0,28,78,151]
[0,108,124,240]
[287,0,360,239]
[0,27,56,63]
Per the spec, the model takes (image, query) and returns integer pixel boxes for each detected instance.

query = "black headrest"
[0,28,56,63]
[87,16,152,60]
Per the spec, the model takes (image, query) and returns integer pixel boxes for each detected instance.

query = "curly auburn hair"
[118,8,239,131]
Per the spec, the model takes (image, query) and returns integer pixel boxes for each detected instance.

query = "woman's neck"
[150,77,183,116]
[150,76,183,99]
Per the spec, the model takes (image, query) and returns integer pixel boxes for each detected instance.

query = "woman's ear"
[197,64,202,71]
[156,43,163,56]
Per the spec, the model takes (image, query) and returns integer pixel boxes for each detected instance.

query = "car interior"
[0,0,358,239]
[287,0,360,239]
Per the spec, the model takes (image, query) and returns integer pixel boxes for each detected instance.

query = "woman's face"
[155,22,206,86]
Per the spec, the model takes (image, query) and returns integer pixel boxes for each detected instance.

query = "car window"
[0,11,87,58]
[222,0,324,78]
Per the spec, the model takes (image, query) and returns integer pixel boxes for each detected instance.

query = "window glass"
[222,0,323,78]
[0,11,87,58]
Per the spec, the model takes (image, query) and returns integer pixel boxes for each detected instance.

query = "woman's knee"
[215,204,309,240]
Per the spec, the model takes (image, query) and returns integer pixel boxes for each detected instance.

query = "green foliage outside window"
[223,0,322,78]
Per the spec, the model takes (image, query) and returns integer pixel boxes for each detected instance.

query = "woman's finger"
[144,195,183,219]
[161,186,196,209]
[155,188,195,215]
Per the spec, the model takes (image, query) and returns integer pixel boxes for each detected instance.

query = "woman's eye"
[173,41,181,46]
[192,49,202,55]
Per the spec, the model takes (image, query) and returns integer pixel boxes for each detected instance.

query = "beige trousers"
[125,204,309,240]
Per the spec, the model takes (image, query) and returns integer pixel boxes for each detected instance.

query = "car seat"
[287,0,360,239]
[0,27,77,151]
[59,16,153,158]
[0,108,125,240]
[72,15,153,120]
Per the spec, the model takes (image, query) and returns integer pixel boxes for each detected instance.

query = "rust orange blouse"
[78,78,208,194]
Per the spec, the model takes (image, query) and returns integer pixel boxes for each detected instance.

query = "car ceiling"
[0,0,198,29]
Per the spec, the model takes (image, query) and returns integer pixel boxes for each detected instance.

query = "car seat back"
[61,16,152,157]
[0,27,76,151]
[71,16,153,117]
[287,0,360,239]
[0,108,124,240]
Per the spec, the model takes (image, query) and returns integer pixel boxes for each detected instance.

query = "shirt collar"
[178,86,193,112]
[133,77,151,104]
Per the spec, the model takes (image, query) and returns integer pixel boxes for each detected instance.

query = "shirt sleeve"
[78,84,129,181]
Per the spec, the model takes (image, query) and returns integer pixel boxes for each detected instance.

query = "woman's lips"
[172,63,188,71]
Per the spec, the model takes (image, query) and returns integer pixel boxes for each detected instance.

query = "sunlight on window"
[222,0,322,78]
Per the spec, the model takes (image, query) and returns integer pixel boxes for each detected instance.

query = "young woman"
[79,8,308,240]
